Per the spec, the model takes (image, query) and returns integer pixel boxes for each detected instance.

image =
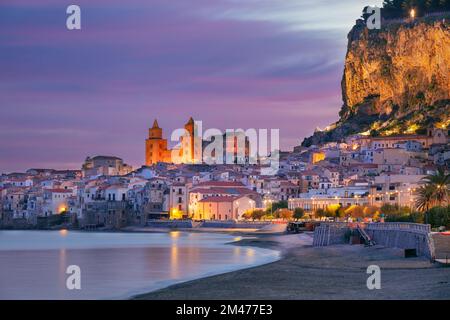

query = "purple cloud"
[0,0,377,172]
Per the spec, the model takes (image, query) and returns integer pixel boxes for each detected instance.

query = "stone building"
[82,155,132,178]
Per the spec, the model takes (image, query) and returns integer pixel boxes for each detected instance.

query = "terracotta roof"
[191,186,257,196]
[45,188,73,193]
[171,183,186,187]
[348,163,378,168]
[370,135,427,141]
[195,181,245,187]
[198,196,240,203]
[301,170,319,176]
[106,184,127,190]
[280,181,299,187]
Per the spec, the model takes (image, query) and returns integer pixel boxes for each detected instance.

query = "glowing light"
[170,208,183,220]
[312,152,326,164]
[58,205,67,214]
[406,124,419,134]
[170,231,180,239]
[410,9,416,19]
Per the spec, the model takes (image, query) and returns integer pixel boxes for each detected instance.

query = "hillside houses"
[0,127,448,229]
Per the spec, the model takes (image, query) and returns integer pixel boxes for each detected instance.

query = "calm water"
[0,230,279,300]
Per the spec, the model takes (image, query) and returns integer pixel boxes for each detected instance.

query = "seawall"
[313,222,436,260]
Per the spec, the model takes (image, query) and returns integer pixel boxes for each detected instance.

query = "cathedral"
[145,117,196,165]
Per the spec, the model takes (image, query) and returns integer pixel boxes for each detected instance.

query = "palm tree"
[415,184,436,211]
[416,168,450,210]
[423,168,449,203]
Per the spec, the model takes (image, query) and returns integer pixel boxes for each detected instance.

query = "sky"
[0,0,382,173]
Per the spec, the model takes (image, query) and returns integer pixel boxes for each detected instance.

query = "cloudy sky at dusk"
[0,0,382,172]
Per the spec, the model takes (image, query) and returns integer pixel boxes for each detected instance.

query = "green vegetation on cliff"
[382,0,450,19]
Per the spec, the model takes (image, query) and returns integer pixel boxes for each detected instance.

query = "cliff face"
[303,18,450,146]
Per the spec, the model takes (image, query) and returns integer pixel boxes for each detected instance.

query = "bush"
[293,208,305,220]
[425,206,450,228]
[380,203,411,216]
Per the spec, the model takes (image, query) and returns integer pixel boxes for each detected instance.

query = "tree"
[315,208,326,219]
[345,205,365,219]
[422,168,449,204]
[271,200,289,212]
[326,204,341,217]
[242,210,253,220]
[382,0,450,18]
[293,208,305,220]
[277,209,293,221]
[416,184,436,211]
[363,206,381,220]
[416,168,450,210]
[336,207,347,219]
[251,209,266,221]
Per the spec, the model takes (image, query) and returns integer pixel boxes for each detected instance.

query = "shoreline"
[0,229,283,300]
[134,232,450,300]
[3,228,449,300]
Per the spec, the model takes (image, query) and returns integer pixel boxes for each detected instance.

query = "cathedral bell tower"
[145,119,169,166]
[149,119,162,139]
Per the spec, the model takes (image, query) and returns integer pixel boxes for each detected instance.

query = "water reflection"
[0,231,279,299]
[170,245,179,279]
[58,248,67,295]
[169,231,180,239]
[246,248,255,257]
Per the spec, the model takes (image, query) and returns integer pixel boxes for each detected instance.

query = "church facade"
[145,118,196,165]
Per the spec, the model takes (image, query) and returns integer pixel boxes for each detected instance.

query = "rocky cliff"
[302,16,450,147]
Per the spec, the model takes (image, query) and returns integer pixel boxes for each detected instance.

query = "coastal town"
[1,117,448,230]
[2,0,450,304]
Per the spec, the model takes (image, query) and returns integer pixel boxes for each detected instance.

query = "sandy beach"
[135,232,450,300]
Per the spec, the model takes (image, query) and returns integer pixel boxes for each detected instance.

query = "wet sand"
[135,233,450,300]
